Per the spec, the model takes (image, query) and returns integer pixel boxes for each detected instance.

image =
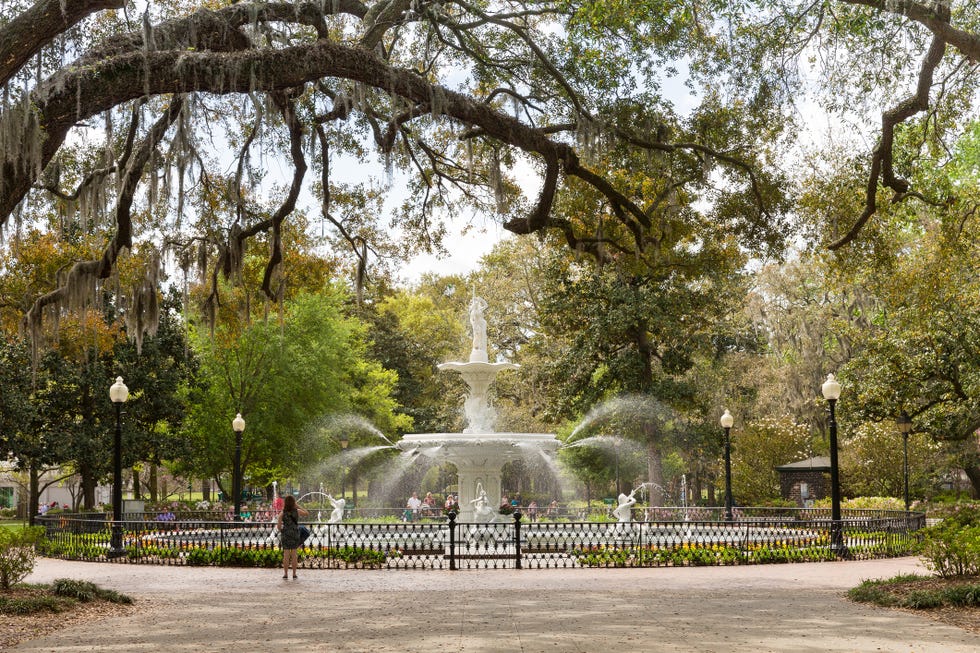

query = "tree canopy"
[6,0,980,348]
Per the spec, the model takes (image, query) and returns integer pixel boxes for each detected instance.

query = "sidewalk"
[14,556,978,652]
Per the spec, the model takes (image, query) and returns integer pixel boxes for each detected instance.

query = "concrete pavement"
[14,556,978,652]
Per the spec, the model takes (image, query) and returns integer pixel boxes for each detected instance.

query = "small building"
[775,456,831,507]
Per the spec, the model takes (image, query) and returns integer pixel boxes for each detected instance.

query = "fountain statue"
[326,494,345,524]
[397,294,560,521]
[469,483,496,523]
[612,489,639,523]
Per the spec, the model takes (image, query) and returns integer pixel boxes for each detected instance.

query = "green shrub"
[943,583,980,607]
[0,526,44,589]
[0,594,68,615]
[848,581,898,606]
[52,578,132,604]
[918,505,980,577]
[903,590,944,609]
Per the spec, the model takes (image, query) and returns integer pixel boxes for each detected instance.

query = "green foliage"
[571,540,841,568]
[182,286,411,489]
[849,575,980,610]
[184,546,282,568]
[0,526,44,590]
[847,580,899,606]
[51,578,132,604]
[919,504,980,577]
[0,593,70,614]
[731,416,817,505]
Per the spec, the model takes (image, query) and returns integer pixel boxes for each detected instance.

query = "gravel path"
[14,556,978,652]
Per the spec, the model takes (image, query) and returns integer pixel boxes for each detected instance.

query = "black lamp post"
[821,373,844,555]
[108,376,129,558]
[232,413,245,522]
[720,409,734,522]
[340,435,349,499]
[897,412,913,512]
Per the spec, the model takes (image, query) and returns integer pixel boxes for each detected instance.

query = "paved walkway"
[14,557,978,652]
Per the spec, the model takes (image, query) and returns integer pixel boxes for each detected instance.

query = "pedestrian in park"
[406,492,422,521]
[276,495,308,579]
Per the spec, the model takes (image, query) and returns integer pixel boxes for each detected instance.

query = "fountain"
[397,293,561,522]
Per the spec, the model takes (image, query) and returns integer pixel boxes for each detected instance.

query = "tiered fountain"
[397,294,560,522]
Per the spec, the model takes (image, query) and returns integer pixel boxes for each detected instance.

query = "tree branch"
[0,0,124,87]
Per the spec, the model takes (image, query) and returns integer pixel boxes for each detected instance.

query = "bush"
[0,526,44,589]
[918,504,980,577]
[52,578,132,604]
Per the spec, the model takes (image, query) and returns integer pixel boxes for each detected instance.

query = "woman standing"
[276,495,309,579]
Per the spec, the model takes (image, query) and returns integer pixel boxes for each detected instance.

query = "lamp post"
[232,413,245,522]
[720,409,734,522]
[821,373,844,555]
[340,435,349,500]
[896,412,913,512]
[108,377,129,558]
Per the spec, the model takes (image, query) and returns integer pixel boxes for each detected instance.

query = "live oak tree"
[9,0,953,343]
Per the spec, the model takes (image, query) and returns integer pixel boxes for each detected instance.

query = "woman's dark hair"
[283,495,297,511]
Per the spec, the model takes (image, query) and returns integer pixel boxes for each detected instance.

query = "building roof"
[775,456,831,472]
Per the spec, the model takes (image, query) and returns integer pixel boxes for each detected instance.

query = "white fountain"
[397,294,560,522]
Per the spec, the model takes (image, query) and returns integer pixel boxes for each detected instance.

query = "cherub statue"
[327,494,346,524]
[612,488,639,523]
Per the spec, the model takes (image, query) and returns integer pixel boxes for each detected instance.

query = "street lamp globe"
[109,376,129,403]
[821,373,841,401]
[720,409,734,429]
[232,413,245,433]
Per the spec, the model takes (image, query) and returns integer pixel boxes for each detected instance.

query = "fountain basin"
[398,432,560,522]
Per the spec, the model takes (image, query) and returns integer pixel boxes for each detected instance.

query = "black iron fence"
[36,509,925,570]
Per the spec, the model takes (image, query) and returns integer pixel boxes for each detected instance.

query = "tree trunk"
[964,461,980,499]
[131,466,141,500]
[149,464,159,502]
[202,479,211,503]
[27,467,40,526]
[81,473,97,509]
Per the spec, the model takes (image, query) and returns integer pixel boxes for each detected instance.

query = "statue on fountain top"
[469,294,489,363]
[326,494,345,524]
[613,488,639,523]
[470,482,496,523]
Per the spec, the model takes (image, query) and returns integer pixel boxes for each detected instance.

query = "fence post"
[637,513,644,567]
[513,510,522,570]
[448,512,457,571]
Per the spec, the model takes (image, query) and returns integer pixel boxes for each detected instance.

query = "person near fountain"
[406,492,423,521]
[612,489,639,523]
[276,495,309,579]
[527,500,538,522]
[326,494,345,524]
[546,499,559,517]
[444,494,458,513]
[422,492,437,517]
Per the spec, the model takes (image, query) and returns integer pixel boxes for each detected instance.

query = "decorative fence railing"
[36,509,925,570]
